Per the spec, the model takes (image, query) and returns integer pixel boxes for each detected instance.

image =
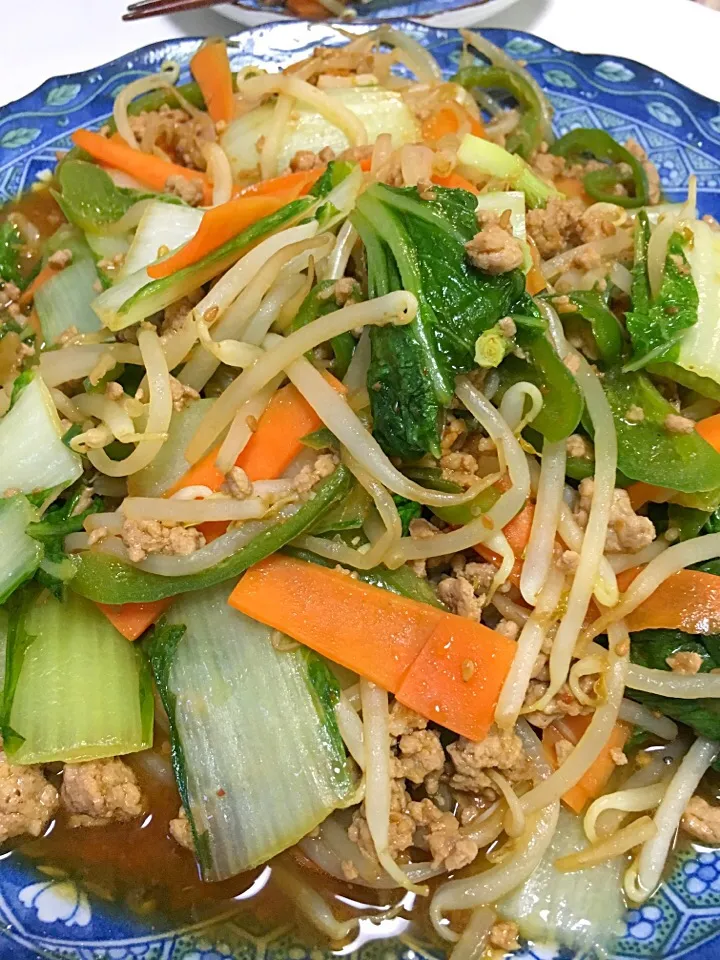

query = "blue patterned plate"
[1,20,720,960]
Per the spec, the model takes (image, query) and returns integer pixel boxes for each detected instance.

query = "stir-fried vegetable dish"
[2,26,720,958]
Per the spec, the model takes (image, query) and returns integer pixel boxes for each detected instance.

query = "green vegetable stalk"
[67,466,352,603]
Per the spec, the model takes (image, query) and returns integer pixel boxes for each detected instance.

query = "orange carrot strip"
[96,598,174,641]
[147,194,293,280]
[165,447,225,499]
[616,566,720,636]
[554,175,593,205]
[421,106,485,143]
[190,40,234,126]
[544,715,631,813]
[19,263,58,308]
[231,555,441,689]
[236,381,342,482]
[71,129,213,205]
[475,502,535,586]
[167,376,346,498]
[229,555,515,739]
[432,172,480,195]
[237,168,324,201]
[286,0,329,17]
[396,615,516,741]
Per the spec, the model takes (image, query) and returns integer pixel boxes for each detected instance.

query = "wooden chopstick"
[123,0,221,20]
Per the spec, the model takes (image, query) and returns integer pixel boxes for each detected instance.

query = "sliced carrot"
[286,0,329,17]
[421,106,485,143]
[165,447,225,499]
[475,501,535,586]
[190,39,234,126]
[96,598,174,641]
[396,615,516,741]
[616,566,720,636]
[237,168,324,201]
[71,129,213,206]
[525,235,546,296]
[432,172,480,195]
[167,376,346,499]
[626,481,671,511]
[19,263,58,308]
[554,175,593,205]
[147,194,293,280]
[231,555,442,689]
[229,555,516,739]
[544,715,631,813]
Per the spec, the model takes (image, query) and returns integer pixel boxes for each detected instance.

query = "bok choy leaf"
[2,589,153,764]
[353,183,528,458]
[0,497,43,605]
[35,227,103,341]
[0,373,83,496]
[92,197,314,330]
[148,584,353,880]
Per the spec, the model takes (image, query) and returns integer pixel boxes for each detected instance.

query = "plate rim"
[2,19,720,960]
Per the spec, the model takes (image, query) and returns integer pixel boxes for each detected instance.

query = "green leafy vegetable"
[310,481,371,535]
[353,183,527,458]
[35,227,103,341]
[628,628,720,742]
[291,278,362,380]
[0,220,26,289]
[392,495,422,536]
[0,497,43,605]
[624,212,698,370]
[0,373,83,496]
[549,128,649,208]
[599,367,720,492]
[68,466,352,603]
[667,504,710,541]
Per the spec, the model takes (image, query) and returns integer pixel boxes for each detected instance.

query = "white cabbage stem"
[237,73,368,146]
